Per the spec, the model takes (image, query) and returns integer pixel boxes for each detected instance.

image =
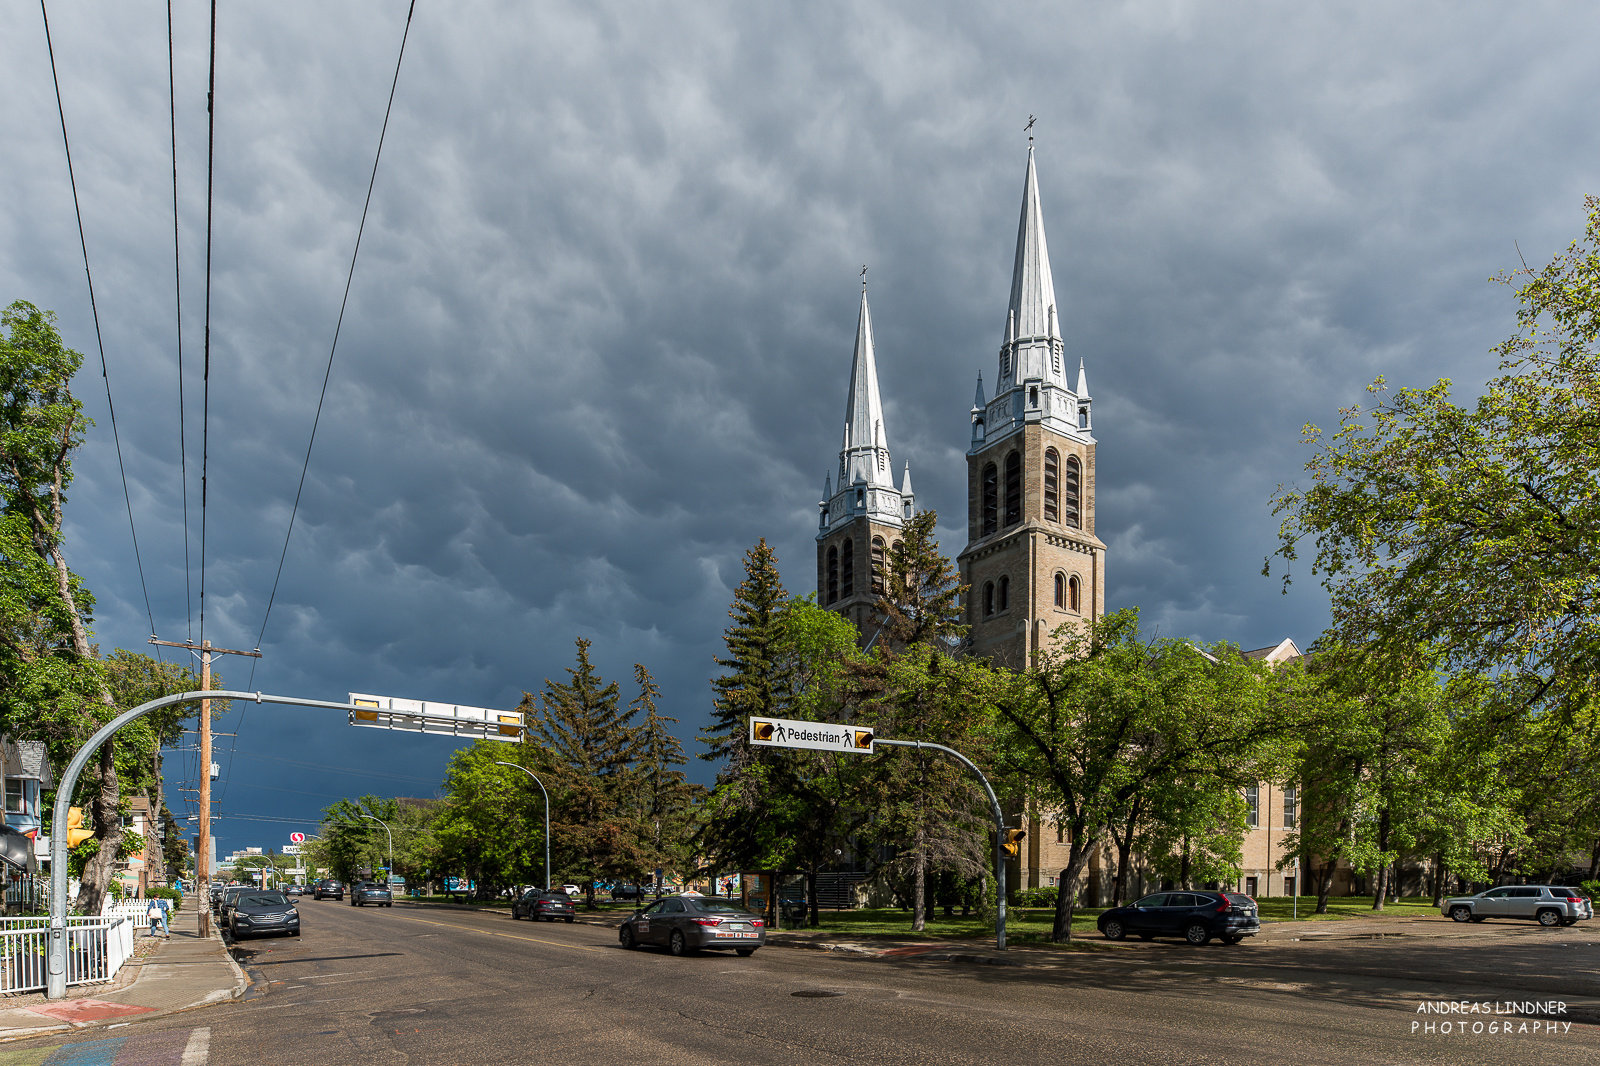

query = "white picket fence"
[0,916,135,995]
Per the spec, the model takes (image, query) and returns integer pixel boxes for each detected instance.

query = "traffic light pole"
[45,690,380,999]
[874,739,1008,951]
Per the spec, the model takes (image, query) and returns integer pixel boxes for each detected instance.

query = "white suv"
[1442,885,1593,927]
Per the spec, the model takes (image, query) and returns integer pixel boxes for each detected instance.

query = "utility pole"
[150,638,261,936]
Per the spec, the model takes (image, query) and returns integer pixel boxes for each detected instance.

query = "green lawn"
[765,895,1443,942]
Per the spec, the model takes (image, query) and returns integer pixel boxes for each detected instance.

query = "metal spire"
[842,285,892,486]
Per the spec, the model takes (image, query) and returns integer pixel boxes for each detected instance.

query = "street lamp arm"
[494,761,551,893]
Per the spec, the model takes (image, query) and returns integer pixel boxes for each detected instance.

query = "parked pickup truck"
[351,881,394,908]
[1442,885,1592,927]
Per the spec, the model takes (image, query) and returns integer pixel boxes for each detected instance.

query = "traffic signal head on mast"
[1003,829,1027,856]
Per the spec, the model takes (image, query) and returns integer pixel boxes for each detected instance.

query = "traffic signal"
[853,730,873,749]
[1002,829,1026,856]
[752,721,775,742]
[66,807,95,847]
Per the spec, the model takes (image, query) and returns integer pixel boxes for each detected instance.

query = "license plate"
[720,931,759,939]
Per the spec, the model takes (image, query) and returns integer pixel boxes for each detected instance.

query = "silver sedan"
[618,896,766,957]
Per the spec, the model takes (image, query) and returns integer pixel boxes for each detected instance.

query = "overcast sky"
[2,0,1596,854]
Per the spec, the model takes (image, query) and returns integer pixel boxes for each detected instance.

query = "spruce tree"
[872,510,967,654]
[700,539,792,763]
[528,639,645,904]
[630,664,699,878]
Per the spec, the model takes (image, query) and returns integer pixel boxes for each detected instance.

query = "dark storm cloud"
[2,0,1597,839]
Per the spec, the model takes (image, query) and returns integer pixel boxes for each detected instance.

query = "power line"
[168,0,194,644]
[38,0,160,648]
[250,0,419,683]
[199,0,216,646]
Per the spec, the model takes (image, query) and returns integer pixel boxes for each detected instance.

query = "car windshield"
[239,894,288,907]
[693,901,753,915]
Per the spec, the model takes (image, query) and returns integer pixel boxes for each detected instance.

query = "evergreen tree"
[700,539,791,763]
[630,664,701,881]
[528,639,646,905]
[870,510,967,654]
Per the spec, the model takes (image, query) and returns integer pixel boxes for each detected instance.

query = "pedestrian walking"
[147,898,163,938]
[156,897,171,937]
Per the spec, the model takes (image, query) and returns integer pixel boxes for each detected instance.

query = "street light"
[494,761,551,892]
[357,814,393,879]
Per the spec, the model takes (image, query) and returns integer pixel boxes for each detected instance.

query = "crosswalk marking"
[0,1026,208,1066]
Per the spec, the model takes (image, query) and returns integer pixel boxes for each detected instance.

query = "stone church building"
[812,146,1300,904]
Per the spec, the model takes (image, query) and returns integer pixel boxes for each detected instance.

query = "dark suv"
[1097,890,1261,945]
[313,880,344,901]
[352,881,393,907]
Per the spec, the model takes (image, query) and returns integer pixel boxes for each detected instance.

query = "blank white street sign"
[749,716,874,754]
[348,692,524,743]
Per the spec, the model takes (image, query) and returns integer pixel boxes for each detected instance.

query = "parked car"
[351,881,393,907]
[217,885,251,923]
[1097,891,1261,945]
[618,895,766,957]
[1442,885,1593,927]
[610,883,644,900]
[513,890,577,922]
[229,890,301,940]
[562,884,582,898]
[313,880,344,901]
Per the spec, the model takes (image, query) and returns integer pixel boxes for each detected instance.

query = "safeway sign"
[749,717,874,754]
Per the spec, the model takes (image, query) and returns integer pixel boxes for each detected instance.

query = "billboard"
[348,693,524,743]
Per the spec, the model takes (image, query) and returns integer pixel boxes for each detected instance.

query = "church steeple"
[841,288,893,487]
[978,146,1091,448]
[820,282,906,541]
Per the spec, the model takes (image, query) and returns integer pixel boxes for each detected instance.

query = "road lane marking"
[180,1027,210,1066]
[391,915,604,952]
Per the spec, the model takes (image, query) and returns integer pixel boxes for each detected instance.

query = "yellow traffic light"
[1003,829,1026,856]
[853,730,873,749]
[752,721,775,742]
[66,807,95,847]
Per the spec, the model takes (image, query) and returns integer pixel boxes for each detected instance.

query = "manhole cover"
[791,990,845,998]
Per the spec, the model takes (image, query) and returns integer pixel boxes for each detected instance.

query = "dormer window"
[1078,405,1089,430]
[856,489,865,509]
[1029,386,1038,407]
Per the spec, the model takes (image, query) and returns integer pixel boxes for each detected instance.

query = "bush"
[1016,886,1059,907]
[1579,880,1600,900]
[147,886,182,911]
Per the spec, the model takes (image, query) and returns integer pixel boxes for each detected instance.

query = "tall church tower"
[957,147,1105,668]
[817,286,914,636]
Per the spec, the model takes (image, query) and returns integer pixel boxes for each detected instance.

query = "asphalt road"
[35,900,1600,1064]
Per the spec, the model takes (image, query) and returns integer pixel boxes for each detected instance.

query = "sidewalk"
[0,895,247,1043]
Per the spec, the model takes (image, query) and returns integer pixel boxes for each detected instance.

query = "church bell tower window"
[1044,448,1060,523]
[827,546,839,605]
[982,463,998,536]
[871,537,886,593]
[1004,451,1022,527]
[841,539,854,598]
[983,582,995,617]
[998,576,1010,611]
[1063,456,1081,529]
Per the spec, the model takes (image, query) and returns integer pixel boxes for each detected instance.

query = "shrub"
[147,886,183,910]
[1016,886,1059,907]
[1579,880,1600,900]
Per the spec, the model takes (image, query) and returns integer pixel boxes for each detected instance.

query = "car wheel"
[669,930,692,957]
[511,908,521,920]
[386,903,392,908]
[1537,909,1561,927]
[564,917,574,924]
[1101,919,1125,941]
[736,948,757,957]
[1449,906,1472,923]
[292,930,301,937]
[620,927,636,950]
[1184,922,1211,946]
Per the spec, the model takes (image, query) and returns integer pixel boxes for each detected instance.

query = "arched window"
[1063,456,1081,529]
[826,546,839,605]
[841,539,854,598]
[998,575,1010,612]
[871,537,886,593]
[1054,572,1065,608]
[891,539,902,556]
[1044,448,1060,523]
[983,582,995,617]
[1004,452,1022,527]
[981,463,998,536]
[1068,576,1081,612]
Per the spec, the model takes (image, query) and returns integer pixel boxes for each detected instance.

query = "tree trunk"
[1588,839,1599,881]
[74,741,123,915]
[911,827,927,932]
[1050,833,1098,942]
[1178,833,1192,891]
[1431,853,1446,907]
[1315,854,1338,915]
